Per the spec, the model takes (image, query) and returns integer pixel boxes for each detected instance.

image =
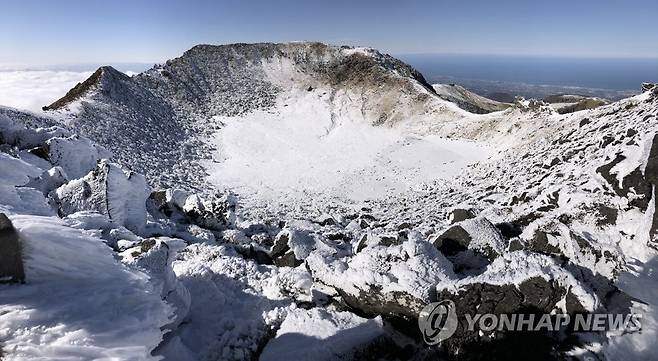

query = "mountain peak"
[43,65,129,110]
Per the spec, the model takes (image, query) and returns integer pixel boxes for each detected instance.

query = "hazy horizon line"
[2,52,657,72]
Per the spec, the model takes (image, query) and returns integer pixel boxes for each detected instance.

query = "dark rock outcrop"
[596,153,652,210]
[0,213,25,284]
[646,134,658,247]
[434,225,472,256]
[641,83,657,92]
[448,208,475,224]
[437,276,585,358]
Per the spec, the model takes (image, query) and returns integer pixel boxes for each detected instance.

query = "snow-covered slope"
[1,43,658,361]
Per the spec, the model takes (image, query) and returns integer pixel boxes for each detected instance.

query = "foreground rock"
[120,237,191,330]
[260,308,387,361]
[433,217,507,275]
[0,213,25,283]
[52,160,150,233]
[307,234,455,319]
[149,189,237,233]
[435,252,597,357]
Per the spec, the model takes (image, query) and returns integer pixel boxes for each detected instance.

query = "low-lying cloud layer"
[0,70,93,112]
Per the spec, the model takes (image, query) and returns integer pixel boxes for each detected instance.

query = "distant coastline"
[400,54,658,100]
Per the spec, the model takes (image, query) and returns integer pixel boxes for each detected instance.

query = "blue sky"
[1,0,657,66]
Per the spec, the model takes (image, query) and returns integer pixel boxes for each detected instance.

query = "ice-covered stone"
[23,166,68,194]
[120,237,191,331]
[52,160,150,233]
[260,308,386,361]
[433,217,506,260]
[307,233,455,318]
[45,135,111,180]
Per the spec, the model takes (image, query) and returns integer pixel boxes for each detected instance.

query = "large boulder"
[270,221,348,267]
[181,194,236,231]
[260,308,386,361]
[307,233,455,319]
[148,189,236,232]
[434,252,598,357]
[120,238,191,330]
[52,160,150,233]
[41,135,111,179]
[0,213,25,283]
[433,217,507,261]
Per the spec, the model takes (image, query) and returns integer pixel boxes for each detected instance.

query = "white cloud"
[0,70,93,112]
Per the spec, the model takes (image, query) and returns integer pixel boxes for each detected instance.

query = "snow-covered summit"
[42,66,131,111]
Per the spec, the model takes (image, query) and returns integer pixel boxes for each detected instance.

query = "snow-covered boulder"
[435,252,599,355]
[433,217,507,261]
[149,189,237,232]
[307,233,455,318]
[260,308,386,361]
[52,160,150,233]
[23,166,68,194]
[0,152,55,216]
[44,135,111,179]
[181,194,237,231]
[270,221,350,267]
[0,215,171,360]
[121,237,191,331]
[148,188,188,217]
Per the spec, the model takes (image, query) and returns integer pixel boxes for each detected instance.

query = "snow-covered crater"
[205,87,490,203]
